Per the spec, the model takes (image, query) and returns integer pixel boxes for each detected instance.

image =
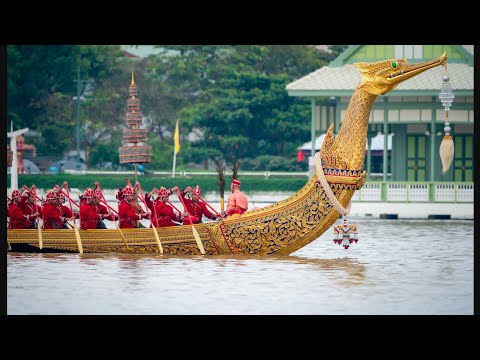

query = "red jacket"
[21,200,42,228]
[145,194,179,227]
[8,202,29,229]
[80,202,102,230]
[157,202,182,227]
[118,200,142,228]
[42,203,63,229]
[180,193,217,224]
[95,203,115,221]
[58,204,73,218]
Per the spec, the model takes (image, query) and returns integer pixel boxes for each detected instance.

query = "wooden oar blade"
[191,225,205,254]
[115,222,129,248]
[152,226,163,254]
[74,225,83,253]
[37,224,43,249]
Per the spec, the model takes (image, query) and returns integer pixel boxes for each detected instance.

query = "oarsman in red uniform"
[179,185,221,224]
[9,189,40,229]
[92,183,116,219]
[224,179,249,219]
[118,186,148,228]
[20,187,42,229]
[92,189,115,228]
[52,186,77,229]
[145,186,185,227]
[79,188,104,230]
[42,191,63,229]
[19,184,32,205]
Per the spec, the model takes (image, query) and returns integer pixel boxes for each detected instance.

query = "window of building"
[394,45,423,60]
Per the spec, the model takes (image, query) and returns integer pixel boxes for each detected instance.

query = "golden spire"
[131,72,135,85]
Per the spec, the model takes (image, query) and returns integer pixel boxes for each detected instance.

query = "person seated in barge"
[8,189,40,229]
[146,186,186,227]
[178,185,221,224]
[118,185,149,228]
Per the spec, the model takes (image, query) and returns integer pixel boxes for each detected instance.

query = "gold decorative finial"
[131,72,135,85]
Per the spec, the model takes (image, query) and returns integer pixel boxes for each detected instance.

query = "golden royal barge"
[7,53,447,255]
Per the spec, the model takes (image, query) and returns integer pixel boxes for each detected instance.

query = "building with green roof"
[286,45,473,182]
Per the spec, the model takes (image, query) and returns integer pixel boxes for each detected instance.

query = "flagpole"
[172,150,176,178]
[172,119,180,178]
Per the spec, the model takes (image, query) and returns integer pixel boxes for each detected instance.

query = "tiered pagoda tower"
[119,73,152,165]
[7,148,13,167]
[7,135,35,172]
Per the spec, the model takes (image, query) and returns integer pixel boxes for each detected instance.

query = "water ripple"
[7,219,473,315]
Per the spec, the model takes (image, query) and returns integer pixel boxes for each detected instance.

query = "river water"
[7,218,473,315]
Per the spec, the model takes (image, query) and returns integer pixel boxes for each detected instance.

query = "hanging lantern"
[332,216,359,249]
[438,65,455,174]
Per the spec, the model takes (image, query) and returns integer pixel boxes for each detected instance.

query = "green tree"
[170,46,319,168]
[123,45,326,170]
[8,45,339,171]
[7,45,125,158]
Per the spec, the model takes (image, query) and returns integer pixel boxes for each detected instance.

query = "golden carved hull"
[7,172,362,255]
[8,54,445,255]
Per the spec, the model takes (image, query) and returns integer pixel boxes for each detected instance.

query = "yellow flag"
[174,120,180,154]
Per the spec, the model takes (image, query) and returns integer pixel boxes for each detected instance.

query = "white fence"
[352,182,473,203]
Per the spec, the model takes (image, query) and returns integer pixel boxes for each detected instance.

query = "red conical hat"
[158,186,169,199]
[46,191,57,202]
[84,188,94,198]
[123,186,134,196]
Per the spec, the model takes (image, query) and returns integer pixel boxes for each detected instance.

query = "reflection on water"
[7,219,473,315]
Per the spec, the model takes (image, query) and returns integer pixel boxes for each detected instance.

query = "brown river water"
[7,218,473,315]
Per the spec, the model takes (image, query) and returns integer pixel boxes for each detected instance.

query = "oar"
[149,195,160,226]
[165,199,192,225]
[193,193,222,217]
[165,200,183,217]
[97,198,119,215]
[175,189,205,255]
[6,196,12,250]
[65,184,83,254]
[137,185,163,254]
[59,190,80,208]
[7,195,12,249]
[96,185,129,249]
[150,194,166,254]
[22,185,46,205]
[32,188,43,249]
